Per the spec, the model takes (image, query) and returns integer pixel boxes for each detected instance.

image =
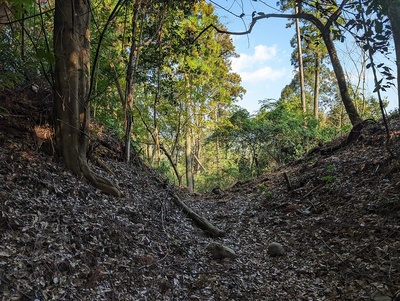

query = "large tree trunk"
[54,0,121,197]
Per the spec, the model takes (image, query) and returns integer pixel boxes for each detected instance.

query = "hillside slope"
[0,89,399,300]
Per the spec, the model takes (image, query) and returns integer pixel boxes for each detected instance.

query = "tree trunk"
[319,27,363,125]
[160,145,182,186]
[153,36,163,167]
[381,0,400,112]
[313,55,320,119]
[124,0,142,163]
[185,127,194,192]
[184,75,194,192]
[295,6,306,113]
[54,0,121,197]
[170,191,225,237]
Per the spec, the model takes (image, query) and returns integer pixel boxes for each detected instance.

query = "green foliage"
[321,164,336,186]
[345,1,395,93]
[256,184,273,201]
[0,0,54,90]
[4,0,395,193]
[207,99,337,186]
[0,30,24,89]
[321,175,336,183]
[378,195,400,204]
[256,100,326,163]
[155,160,178,185]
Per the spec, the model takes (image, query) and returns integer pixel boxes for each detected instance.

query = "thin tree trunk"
[215,106,221,184]
[185,76,194,192]
[20,11,25,61]
[110,62,125,106]
[153,35,163,167]
[313,55,320,119]
[185,125,194,192]
[348,43,367,115]
[361,51,366,114]
[124,0,142,163]
[295,6,306,113]
[160,145,182,186]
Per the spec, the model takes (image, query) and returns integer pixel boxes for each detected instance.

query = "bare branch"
[193,12,323,44]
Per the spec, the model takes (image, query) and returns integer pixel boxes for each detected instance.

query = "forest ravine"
[0,89,399,300]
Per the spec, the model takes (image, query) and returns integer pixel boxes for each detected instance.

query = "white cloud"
[254,44,277,61]
[231,44,278,73]
[240,67,287,82]
[231,44,287,83]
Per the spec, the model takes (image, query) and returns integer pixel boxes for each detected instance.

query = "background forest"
[0,0,398,193]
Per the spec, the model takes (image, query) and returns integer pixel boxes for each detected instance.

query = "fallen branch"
[170,192,225,238]
[300,183,324,201]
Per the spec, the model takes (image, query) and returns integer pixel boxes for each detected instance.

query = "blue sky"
[210,1,398,114]
[228,18,295,113]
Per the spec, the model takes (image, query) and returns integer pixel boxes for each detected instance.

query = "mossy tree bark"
[53,0,122,197]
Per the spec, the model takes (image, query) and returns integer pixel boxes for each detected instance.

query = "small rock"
[206,242,237,259]
[371,292,392,301]
[0,190,7,199]
[267,242,284,256]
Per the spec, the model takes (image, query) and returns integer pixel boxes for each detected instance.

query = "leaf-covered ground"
[0,89,399,300]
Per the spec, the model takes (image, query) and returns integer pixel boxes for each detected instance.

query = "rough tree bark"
[53,0,122,197]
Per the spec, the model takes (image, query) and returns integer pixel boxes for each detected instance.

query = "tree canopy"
[0,0,397,192]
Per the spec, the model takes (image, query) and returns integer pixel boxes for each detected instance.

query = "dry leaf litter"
[0,89,399,300]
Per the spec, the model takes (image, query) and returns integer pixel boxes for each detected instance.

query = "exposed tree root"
[79,156,123,197]
[313,119,380,155]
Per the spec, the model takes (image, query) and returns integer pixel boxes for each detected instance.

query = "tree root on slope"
[79,156,123,197]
